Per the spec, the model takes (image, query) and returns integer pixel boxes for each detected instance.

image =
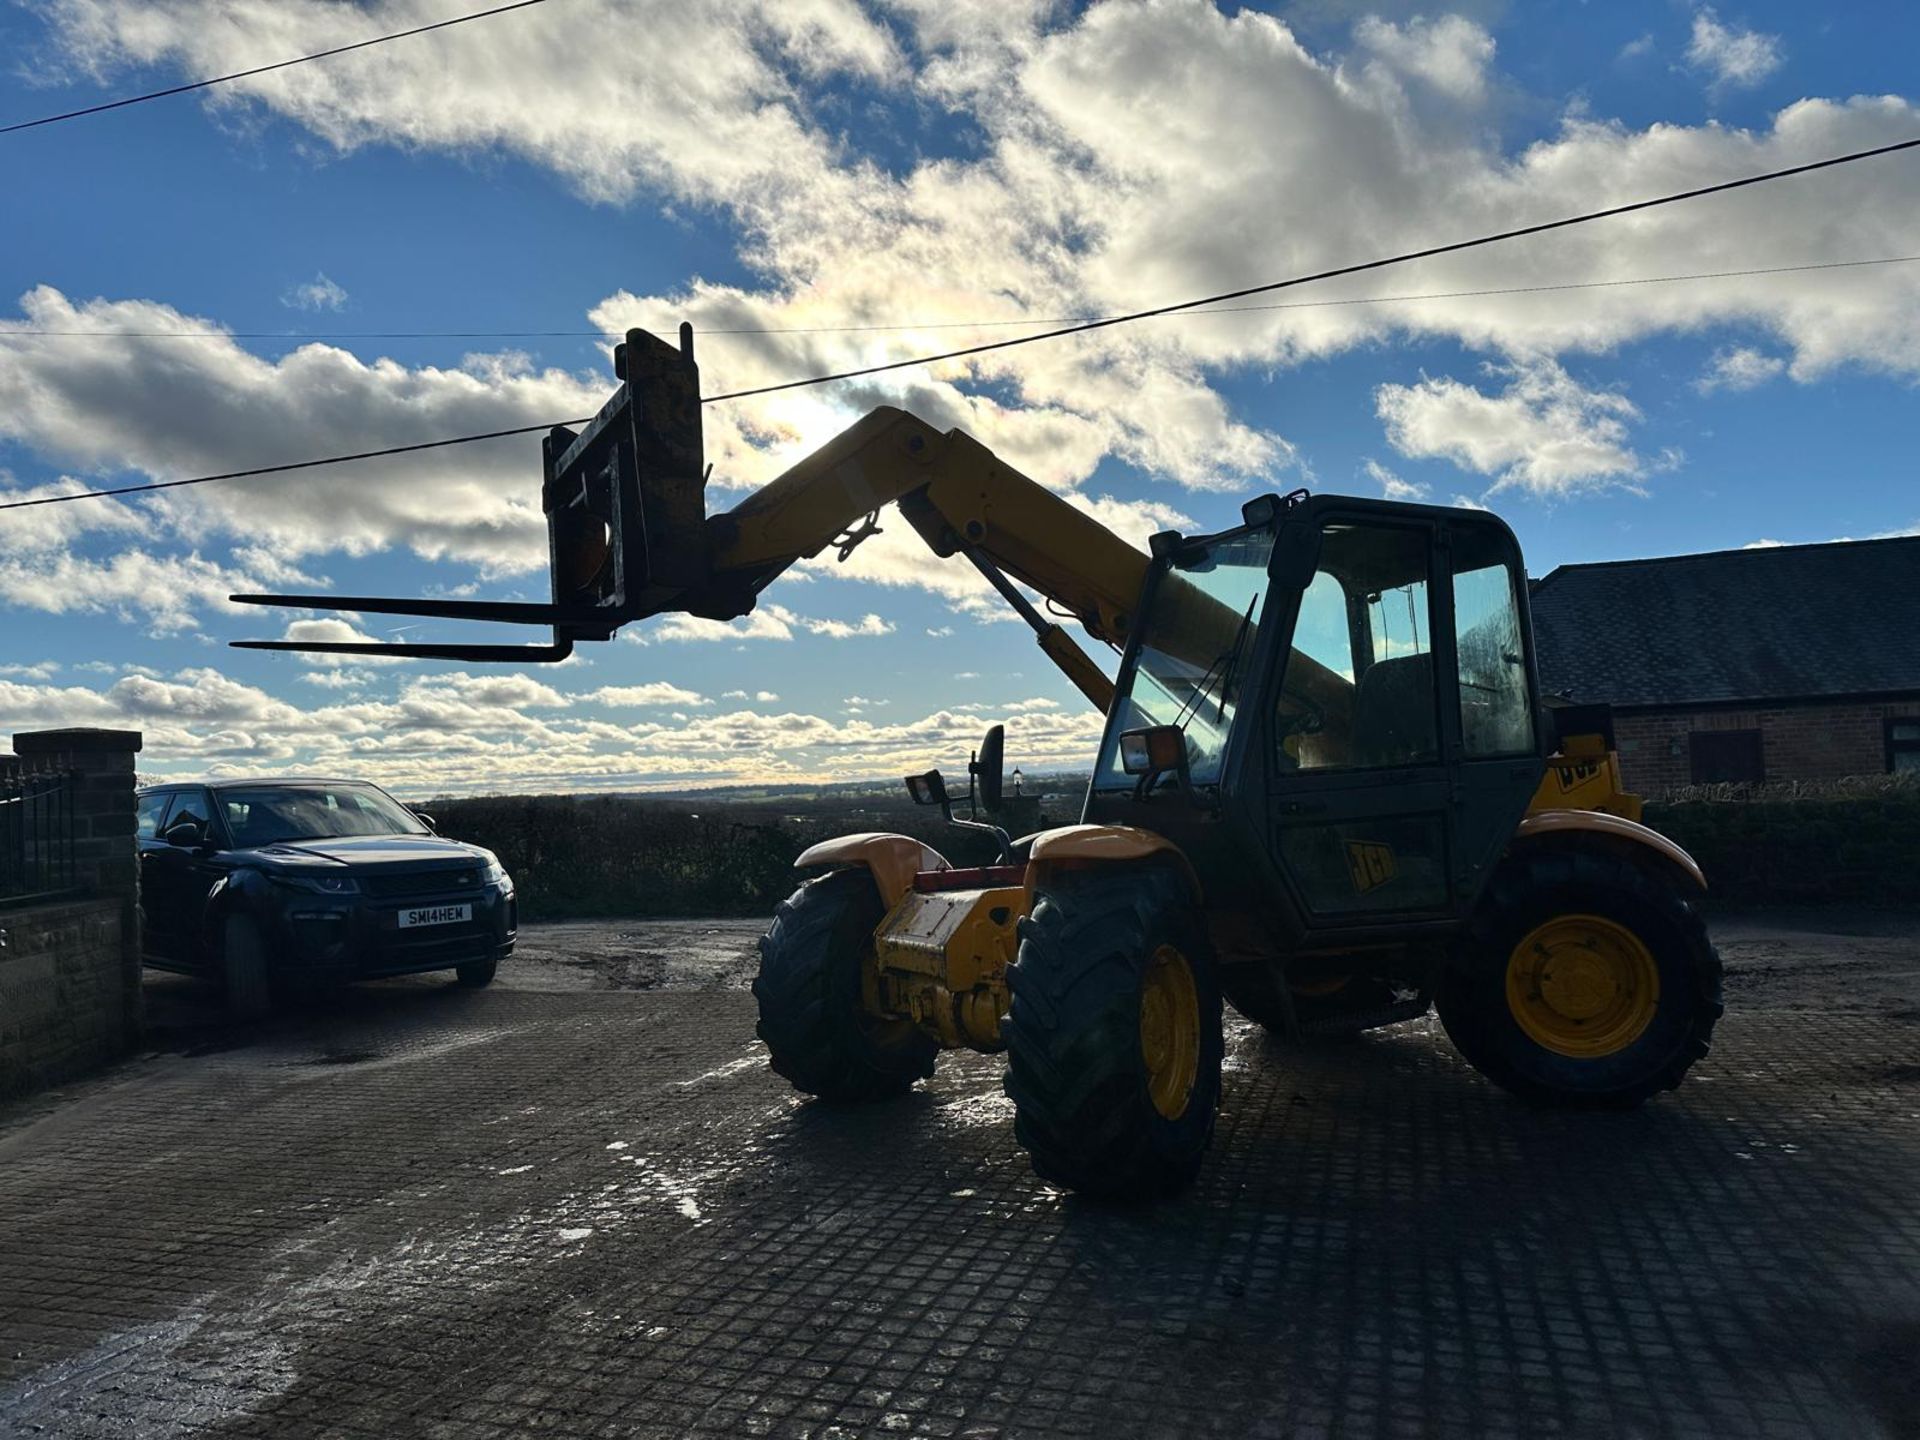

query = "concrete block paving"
[0,927,1917,1438]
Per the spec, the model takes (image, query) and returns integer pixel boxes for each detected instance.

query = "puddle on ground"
[671,1052,764,1088]
[937,1090,1015,1129]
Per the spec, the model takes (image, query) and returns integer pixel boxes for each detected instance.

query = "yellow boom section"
[702,408,1149,711]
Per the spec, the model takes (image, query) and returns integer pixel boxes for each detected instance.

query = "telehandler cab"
[237,327,1724,1199]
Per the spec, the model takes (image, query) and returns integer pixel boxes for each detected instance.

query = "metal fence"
[0,769,78,907]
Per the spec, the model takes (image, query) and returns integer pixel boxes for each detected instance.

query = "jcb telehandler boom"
[238,327,1723,1199]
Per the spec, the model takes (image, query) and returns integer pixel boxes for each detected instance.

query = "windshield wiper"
[1171,594,1258,734]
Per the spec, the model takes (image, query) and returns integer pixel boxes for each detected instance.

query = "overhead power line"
[4,131,1918,514]
[0,0,557,136]
[6,255,1916,342]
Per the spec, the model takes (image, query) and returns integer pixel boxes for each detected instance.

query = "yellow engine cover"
[872,886,1026,1051]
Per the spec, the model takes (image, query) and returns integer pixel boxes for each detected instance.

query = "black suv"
[137,778,516,1015]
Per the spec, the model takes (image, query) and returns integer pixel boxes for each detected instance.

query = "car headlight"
[273,872,361,896]
[484,861,511,888]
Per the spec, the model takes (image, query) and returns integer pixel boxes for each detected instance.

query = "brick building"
[1529,536,1920,794]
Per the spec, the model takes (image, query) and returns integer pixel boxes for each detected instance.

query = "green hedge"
[1645,775,1920,906]
[430,793,1019,921]
[435,775,1918,920]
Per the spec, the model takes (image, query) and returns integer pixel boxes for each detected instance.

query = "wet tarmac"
[1,912,1917,1438]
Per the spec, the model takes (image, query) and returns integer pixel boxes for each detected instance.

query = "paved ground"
[1,912,1917,1439]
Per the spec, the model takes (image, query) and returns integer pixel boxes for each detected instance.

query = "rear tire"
[456,956,499,988]
[1437,845,1722,1107]
[1002,866,1222,1200]
[222,913,272,1022]
[752,869,937,1102]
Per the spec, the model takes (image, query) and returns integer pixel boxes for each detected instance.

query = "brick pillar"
[13,728,144,1047]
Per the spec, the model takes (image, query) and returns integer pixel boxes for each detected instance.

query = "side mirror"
[412,810,439,832]
[905,770,950,808]
[162,818,207,848]
[970,724,1005,813]
[1118,724,1188,799]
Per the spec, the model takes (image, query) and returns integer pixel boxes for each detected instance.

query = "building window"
[1689,729,1764,784]
[1890,719,1920,774]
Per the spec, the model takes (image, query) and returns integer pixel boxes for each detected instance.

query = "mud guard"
[1512,810,1706,891]
[1024,824,1202,902]
[794,833,951,909]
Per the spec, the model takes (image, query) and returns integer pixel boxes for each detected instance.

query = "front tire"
[222,913,272,1021]
[1002,866,1222,1199]
[1437,845,1723,1107]
[456,956,499,988]
[752,869,937,1102]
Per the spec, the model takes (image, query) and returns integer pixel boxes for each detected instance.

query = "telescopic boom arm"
[233,327,1146,711]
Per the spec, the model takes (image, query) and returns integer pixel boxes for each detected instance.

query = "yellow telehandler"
[238,328,1723,1198]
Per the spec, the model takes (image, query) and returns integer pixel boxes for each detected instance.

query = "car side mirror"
[162,818,207,849]
[905,770,950,808]
[970,724,1005,814]
[412,810,438,832]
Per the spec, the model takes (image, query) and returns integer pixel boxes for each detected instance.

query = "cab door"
[1263,510,1547,931]
[1266,515,1455,927]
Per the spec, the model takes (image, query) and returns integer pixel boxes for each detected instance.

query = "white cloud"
[1353,15,1495,102]
[0,287,605,574]
[1687,8,1783,91]
[755,690,780,702]
[625,603,899,644]
[0,661,61,681]
[590,682,709,707]
[300,668,370,689]
[1375,359,1646,496]
[282,272,348,312]
[803,614,894,639]
[1362,458,1430,501]
[2,0,1916,649]
[1696,344,1787,393]
[0,664,1107,794]
[278,617,406,667]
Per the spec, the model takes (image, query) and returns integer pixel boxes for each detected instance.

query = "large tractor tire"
[1002,866,1223,1200]
[752,869,937,1102]
[1436,845,1722,1108]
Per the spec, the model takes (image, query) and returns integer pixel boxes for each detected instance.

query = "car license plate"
[399,903,471,929]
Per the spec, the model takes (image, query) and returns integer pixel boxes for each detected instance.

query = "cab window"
[1277,523,1438,771]
[1451,531,1536,757]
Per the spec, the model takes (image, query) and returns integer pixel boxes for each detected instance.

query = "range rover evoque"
[136,778,516,1016]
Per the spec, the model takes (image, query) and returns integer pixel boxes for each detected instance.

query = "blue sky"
[1,0,1916,794]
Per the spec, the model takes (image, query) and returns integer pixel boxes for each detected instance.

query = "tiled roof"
[1529,535,1920,708]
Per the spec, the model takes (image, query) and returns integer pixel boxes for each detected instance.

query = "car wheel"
[223,913,272,1021]
[456,956,499,988]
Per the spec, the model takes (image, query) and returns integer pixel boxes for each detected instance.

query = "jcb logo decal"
[1346,841,1397,894]
[1555,761,1601,791]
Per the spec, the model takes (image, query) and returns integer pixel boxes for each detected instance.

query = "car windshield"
[1094,526,1276,789]
[218,784,428,847]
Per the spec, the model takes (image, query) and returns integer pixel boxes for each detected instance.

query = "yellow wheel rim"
[1140,944,1201,1120]
[1505,914,1660,1059]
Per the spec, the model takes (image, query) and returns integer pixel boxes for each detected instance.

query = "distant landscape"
[431,779,1083,920]
[428,772,1919,921]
